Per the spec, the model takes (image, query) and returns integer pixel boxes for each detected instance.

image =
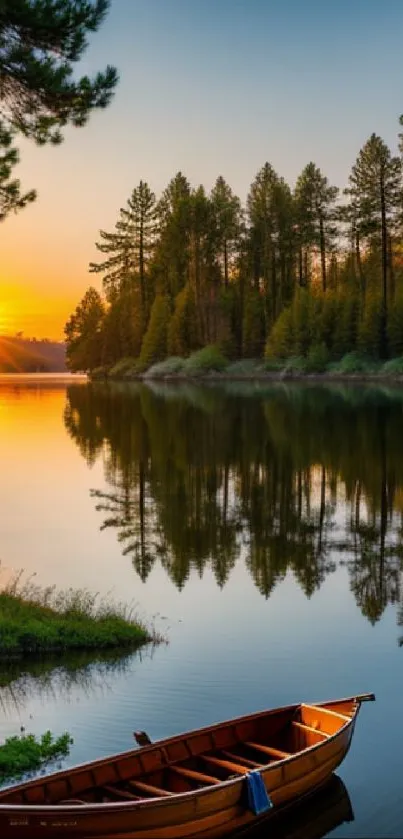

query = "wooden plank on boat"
[129,780,173,798]
[201,755,250,775]
[303,704,351,722]
[171,766,221,785]
[245,741,291,760]
[102,785,141,801]
[292,721,328,739]
[221,751,263,768]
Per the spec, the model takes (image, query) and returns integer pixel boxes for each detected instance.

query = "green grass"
[0,573,159,658]
[0,731,72,784]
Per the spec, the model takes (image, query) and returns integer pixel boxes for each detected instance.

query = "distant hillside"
[0,336,67,373]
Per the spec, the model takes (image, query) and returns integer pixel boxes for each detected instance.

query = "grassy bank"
[89,346,403,384]
[0,573,158,658]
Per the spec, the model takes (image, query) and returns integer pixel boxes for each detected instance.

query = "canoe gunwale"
[0,697,360,816]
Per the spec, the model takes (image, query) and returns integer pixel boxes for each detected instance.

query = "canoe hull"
[0,696,369,839]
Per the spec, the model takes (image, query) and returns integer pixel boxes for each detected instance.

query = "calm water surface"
[1,375,403,837]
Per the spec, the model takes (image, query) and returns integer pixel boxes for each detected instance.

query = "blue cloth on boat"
[246,770,273,815]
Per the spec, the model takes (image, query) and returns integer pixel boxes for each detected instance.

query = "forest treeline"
[65,128,403,374]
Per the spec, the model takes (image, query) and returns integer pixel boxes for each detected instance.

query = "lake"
[1,375,403,837]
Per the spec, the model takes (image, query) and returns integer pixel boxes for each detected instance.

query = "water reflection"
[238,774,353,839]
[0,648,154,717]
[64,382,403,630]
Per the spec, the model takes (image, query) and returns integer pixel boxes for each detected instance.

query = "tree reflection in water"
[64,381,403,631]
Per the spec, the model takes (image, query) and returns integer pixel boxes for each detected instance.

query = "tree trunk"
[388,234,395,302]
[355,231,365,298]
[298,246,304,287]
[319,215,326,292]
[304,249,309,287]
[139,217,145,314]
[271,247,277,322]
[223,240,228,288]
[380,169,388,355]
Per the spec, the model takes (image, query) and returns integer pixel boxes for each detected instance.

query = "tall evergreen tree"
[294,163,338,292]
[348,134,401,345]
[121,181,159,312]
[64,287,104,371]
[247,163,296,325]
[90,181,158,313]
[210,176,242,287]
[153,172,191,299]
[188,185,219,343]
[89,209,135,300]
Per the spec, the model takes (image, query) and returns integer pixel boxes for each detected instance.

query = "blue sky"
[2,0,403,336]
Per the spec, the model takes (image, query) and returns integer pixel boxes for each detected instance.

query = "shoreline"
[91,369,403,387]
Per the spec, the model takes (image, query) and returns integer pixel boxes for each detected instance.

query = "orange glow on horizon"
[0,280,87,341]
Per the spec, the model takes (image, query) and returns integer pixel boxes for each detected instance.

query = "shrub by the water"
[144,357,185,378]
[90,366,108,380]
[182,345,228,376]
[225,359,265,376]
[109,357,143,379]
[0,731,72,783]
[283,356,309,373]
[306,343,330,373]
[379,357,403,377]
[329,352,378,375]
[139,295,170,369]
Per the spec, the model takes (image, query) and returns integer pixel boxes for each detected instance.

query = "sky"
[2,0,403,339]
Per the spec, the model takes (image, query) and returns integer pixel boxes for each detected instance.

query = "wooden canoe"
[0,693,374,839]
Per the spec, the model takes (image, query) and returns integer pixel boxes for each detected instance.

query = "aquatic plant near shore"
[0,731,72,784]
[0,570,164,658]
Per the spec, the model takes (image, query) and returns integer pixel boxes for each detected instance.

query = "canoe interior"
[0,699,357,808]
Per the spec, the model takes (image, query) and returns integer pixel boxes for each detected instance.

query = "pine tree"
[139,295,170,368]
[121,181,159,312]
[188,186,220,343]
[90,181,158,314]
[294,163,338,292]
[0,1,117,209]
[0,1,117,146]
[0,121,36,219]
[210,176,242,287]
[64,287,104,371]
[167,284,199,356]
[89,209,135,300]
[348,135,401,353]
[246,163,296,327]
[153,172,191,299]
[246,162,279,324]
